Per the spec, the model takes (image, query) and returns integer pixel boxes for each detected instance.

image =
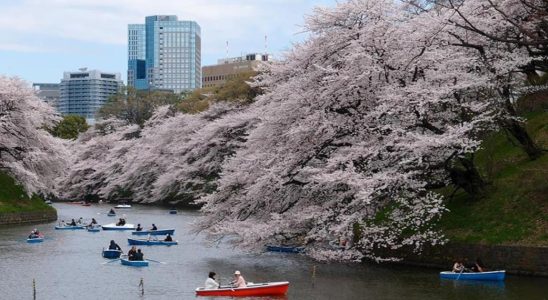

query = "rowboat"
[439,270,506,281]
[87,226,101,232]
[196,281,290,297]
[169,209,177,214]
[120,258,149,267]
[102,223,135,231]
[131,229,175,236]
[266,245,304,253]
[27,237,44,243]
[115,204,131,209]
[107,212,116,217]
[55,225,85,230]
[102,249,122,259]
[127,238,178,246]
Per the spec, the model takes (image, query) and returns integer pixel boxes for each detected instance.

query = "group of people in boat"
[204,270,247,289]
[116,218,127,226]
[108,241,144,261]
[452,258,487,273]
[28,229,41,239]
[135,223,157,232]
[127,246,144,261]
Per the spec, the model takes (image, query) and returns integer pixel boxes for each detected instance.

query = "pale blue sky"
[0,0,336,84]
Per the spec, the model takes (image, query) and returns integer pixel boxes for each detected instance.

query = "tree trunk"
[447,155,487,199]
[501,93,543,160]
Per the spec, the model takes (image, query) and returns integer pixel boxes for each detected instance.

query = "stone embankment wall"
[0,210,57,225]
[396,243,548,277]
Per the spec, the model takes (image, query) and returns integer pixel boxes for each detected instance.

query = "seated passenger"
[109,208,115,214]
[472,258,487,272]
[108,240,122,251]
[151,224,158,231]
[128,246,137,261]
[136,224,143,231]
[68,219,77,226]
[133,249,144,261]
[205,272,220,289]
[164,234,173,242]
[452,260,465,273]
[231,270,246,288]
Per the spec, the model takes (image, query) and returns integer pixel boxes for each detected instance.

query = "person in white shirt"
[205,272,220,289]
[231,270,246,288]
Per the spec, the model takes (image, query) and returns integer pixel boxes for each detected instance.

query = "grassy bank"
[0,171,54,213]
[440,111,548,246]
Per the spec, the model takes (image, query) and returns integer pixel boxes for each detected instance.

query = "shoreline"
[385,242,548,277]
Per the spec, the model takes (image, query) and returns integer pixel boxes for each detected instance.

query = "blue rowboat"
[107,212,116,217]
[169,210,177,214]
[27,237,44,243]
[266,245,304,253]
[121,258,149,267]
[102,249,122,259]
[127,238,178,246]
[439,270,505,281]
[102,223,135,231]
[87,226,101,232]
[55,225,85,230]
[131,229,175,236]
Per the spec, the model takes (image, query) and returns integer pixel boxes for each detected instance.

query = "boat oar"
[456,267,465,280]
[101,258,121,265]
[146,258,166,264]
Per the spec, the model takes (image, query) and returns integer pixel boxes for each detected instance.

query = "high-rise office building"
[128,15,201,93]
[128,24,147,90]
[58,68,122,124]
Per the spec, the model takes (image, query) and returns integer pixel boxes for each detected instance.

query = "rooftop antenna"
[226,40,229,63]
[264,35,268,60]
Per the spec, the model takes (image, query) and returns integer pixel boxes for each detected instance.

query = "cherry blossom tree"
[0,76,68,196]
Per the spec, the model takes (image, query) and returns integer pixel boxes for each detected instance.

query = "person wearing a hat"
[231,270,246,288]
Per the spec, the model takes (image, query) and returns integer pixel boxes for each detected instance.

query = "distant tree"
[98,87,182,126]
[178,71,260,114]
[50,115,89,140]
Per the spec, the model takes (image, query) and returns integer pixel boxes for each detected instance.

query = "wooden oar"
[145,258,166,264]
[101,258,121,265]
[456,267,465,280]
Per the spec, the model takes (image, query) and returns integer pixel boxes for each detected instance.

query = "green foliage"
[178,71,259,114]
[0,171,53,213]
[98,87,183,126]
[50,115,89,140]
[440,111,548,246]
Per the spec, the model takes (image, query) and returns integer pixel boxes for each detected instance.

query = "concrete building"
[202,53,269,88]
[32,83,60,107]
[58,68,122,124]
[128,15,201,93]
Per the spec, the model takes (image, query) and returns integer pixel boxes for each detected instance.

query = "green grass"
[439,111,548,246]
[0,170,54,213]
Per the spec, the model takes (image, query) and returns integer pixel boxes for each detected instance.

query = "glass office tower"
[58,69,122,124]
[128,24,147,89]
[128,15,201,93]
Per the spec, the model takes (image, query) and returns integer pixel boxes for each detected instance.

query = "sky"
[0,0,336,84]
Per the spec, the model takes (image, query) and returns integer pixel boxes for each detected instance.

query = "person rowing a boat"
[136,224,143,231]
[150,224,158,231]
[127,246,137,261]
[28,229,40,239]
[133,249,144,261]
[68,219,77,226]
[205,272,220,289]
[231,271,247,288]
[452,259,465,273]
[116,218,126,226]
[108,240,122,251]
[109,208,115,214]
[164,234,173,242]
